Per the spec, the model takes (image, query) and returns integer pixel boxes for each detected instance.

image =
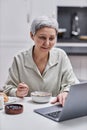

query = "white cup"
[0,95,4,110]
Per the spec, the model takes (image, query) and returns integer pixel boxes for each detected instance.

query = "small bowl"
[31,91,52,103]
[5,104,23,114]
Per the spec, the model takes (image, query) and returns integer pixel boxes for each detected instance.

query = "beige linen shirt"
[3,46,79,96]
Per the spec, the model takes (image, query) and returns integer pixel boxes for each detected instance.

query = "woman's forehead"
[35,27,57,35]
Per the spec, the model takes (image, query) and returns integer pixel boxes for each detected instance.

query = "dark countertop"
[55,43,87,55]
[57,38,87,43]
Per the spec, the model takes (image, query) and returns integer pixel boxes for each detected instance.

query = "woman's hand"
[51,92,68,106]
[16,82,29,98]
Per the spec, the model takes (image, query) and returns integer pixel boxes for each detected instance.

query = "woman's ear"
[30,32,34,40]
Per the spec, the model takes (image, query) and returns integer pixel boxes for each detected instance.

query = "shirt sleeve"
[60,51,80,93]
[3,56,20,96]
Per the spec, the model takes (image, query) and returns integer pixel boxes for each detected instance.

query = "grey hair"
[30,16,58,35]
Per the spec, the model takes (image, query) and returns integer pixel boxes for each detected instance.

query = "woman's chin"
[41,47,50,52]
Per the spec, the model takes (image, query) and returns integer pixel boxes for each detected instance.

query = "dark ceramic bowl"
[5,104,23,114]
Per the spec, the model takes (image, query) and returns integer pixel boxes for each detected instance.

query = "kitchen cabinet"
[30,0,57,19]
[56,43,87,81]
[57,0,87,7]
[0,0,31,42]
[0,0,57,42]
[0,0,33,87]
[69,55,87,81]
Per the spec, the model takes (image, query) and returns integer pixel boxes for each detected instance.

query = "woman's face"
[31,27,57,53]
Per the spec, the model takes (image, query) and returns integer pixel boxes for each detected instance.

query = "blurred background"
[0,0,87,88]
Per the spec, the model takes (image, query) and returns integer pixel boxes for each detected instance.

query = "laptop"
[34,82,87,122]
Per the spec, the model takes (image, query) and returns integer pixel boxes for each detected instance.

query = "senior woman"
[3,16,79,106]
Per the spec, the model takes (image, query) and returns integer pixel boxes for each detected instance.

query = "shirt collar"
[24,46,59,69]
[24,46,35,68]
[48,48,59,67]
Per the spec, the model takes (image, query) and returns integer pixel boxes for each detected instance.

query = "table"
[0,97,87,130]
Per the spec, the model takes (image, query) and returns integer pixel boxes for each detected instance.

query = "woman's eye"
[38,36,55,41]
[49,37,55,41]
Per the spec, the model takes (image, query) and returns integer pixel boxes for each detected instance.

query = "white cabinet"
[30,0,57,20]
[56,43,87,81]
[57,43,87,81]
[57,0,87,6]
[0,0,33,87]
[0,0,31,42]
[69,55,87,81]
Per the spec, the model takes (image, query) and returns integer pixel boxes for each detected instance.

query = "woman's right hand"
[16,82,29,98]
[51,92,68,106]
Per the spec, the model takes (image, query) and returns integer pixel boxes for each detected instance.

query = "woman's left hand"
[51,92,68,106]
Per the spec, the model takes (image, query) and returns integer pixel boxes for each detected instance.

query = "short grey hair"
[30,16,58,35]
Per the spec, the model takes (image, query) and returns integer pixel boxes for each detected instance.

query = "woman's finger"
[51,97,58,104]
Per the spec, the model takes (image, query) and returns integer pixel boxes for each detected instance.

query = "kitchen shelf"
[55,43,87,55]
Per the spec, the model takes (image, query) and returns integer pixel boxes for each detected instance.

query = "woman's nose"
[45,39,50,45]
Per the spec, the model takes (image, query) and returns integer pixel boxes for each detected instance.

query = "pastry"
[0,92,9,102]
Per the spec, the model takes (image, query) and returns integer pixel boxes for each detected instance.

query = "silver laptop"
[34,82,87,122]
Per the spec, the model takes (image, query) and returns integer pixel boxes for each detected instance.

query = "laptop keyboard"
[46,111,61,118]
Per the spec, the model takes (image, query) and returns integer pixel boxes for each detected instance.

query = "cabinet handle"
[27,14,30,23]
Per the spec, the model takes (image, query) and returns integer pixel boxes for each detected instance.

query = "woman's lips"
[41,47,49,49]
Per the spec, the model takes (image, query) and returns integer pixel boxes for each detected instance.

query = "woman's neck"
[32,46,49,74]
[33,46,49,61]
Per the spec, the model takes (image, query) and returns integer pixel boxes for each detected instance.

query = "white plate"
[4,97,17,105]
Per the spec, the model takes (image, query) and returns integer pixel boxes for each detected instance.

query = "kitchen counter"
[55,43,87,55]
[57,38,87,43]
